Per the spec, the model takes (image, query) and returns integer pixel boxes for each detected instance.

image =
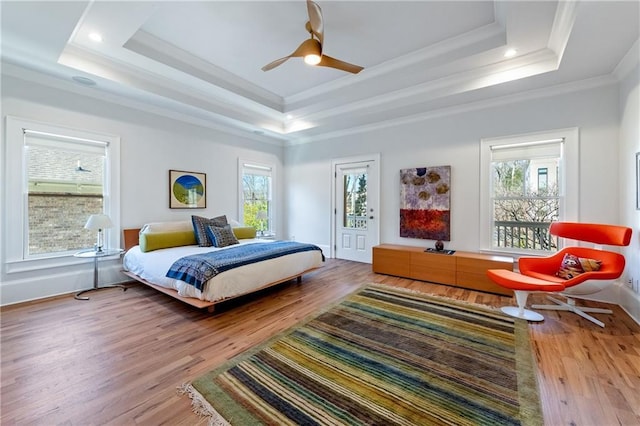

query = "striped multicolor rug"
[181,284,543,426]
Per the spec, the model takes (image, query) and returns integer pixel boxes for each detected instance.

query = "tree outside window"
[343,173,367,229]
[241,162,273,235]
[492,158,559,251]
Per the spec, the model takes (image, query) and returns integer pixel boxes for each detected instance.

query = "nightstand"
[74,248,126,300]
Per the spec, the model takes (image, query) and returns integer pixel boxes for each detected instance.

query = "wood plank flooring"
[1,259,639,425]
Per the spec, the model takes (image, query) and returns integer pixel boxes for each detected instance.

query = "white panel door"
[334,160,378,263]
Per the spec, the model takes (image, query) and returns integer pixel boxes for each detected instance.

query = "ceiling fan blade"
[318,55,364,74]
[261,56,291,71]
[306,0,324,45]
[262,39,322,72]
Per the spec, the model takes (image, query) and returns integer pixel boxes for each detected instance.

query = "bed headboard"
[123,228,141,251]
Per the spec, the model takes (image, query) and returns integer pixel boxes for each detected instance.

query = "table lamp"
[84,214,113,252]
[256,210,268,236]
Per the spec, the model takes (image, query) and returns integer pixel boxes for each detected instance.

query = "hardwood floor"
[1,259,639,425]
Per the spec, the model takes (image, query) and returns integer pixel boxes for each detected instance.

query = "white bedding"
[122,239,324,302]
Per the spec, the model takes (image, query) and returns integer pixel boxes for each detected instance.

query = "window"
[5,117,120,270]
[537,167,549,191]
[25,131,108,256]
[239,160,274,236]
[480,128,578,254]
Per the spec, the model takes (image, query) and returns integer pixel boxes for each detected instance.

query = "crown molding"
[285,20,506,107]
[547,0,579,65]
[613,38,639,81]
[124,30,284,111]
[284,74,618,146]
[58,44,287,133]
[1,62,289,146]
[285,48,559,132]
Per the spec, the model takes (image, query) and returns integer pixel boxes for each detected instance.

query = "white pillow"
[140,220,193,234]
[228,218,242,227]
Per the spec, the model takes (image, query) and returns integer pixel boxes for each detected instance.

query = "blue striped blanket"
[165,241,324,291]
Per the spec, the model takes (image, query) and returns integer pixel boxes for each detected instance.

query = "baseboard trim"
[1,262,130,307]
[569,281,640,326]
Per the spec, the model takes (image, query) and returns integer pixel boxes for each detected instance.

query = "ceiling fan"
[261,0,364,74]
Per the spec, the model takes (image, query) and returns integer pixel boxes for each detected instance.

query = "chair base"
[501,306,545,321]
[532,295,611,327]
[499,289,546,322]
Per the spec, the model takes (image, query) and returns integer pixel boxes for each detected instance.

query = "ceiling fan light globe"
[304,54,321,65]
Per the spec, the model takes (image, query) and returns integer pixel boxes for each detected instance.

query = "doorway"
[332,155,380,263]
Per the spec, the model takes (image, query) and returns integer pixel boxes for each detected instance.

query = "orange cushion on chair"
[520,247,626,288]
[487,269,566,292]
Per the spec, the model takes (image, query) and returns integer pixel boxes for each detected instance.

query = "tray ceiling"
[1,1,638,145]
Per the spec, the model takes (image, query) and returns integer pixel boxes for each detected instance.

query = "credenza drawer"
[372,246,411,276]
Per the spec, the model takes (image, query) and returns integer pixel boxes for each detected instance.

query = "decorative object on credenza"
[84,213,113,252]
[435,240,444,251]
[400,165,451,240]
[425,248,456,255]
[169,170,206,209]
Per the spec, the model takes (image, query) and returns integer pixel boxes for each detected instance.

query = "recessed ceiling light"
[286,114,293,120]
[89,32,103,43]
[504,48,518,58]
[72,76,97,86]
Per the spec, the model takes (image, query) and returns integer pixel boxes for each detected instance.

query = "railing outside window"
[494,221,557,251]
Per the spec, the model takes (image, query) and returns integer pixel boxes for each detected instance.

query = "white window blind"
[490,138,563,161]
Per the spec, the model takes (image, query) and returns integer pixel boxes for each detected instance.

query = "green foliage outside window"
[242,173,271,233]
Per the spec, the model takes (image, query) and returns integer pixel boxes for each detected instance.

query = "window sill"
[479,248,552,260]
[5,251,121,274]
[257,233,276,240]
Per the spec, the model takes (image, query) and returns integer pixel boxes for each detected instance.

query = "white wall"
[285,83,622,250]
[617,54,640,320]
[285,80,640,323]
[1,74,284,305]
[3,60,639,320]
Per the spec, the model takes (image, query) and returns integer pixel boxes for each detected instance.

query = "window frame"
[537,167,549,191]
[4,116,120,273]
[238,158,276,236]
[479,128,578,256]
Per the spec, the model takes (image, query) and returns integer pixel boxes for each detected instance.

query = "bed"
[121,219,324,312]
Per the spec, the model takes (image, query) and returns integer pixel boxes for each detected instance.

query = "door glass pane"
[343,172,367,230]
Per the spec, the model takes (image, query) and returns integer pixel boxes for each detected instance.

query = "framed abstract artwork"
[169,170,206,209]
[400,166,451,240]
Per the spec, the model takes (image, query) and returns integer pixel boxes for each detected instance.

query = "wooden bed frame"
[121,228,319,313]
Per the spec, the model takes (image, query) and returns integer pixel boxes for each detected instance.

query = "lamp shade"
[84,214,113,230]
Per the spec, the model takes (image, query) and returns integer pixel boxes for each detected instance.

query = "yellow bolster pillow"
[139,231,197,252]
[232,226,257,239]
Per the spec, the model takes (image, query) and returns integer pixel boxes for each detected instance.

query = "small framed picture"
[169,170,206,209]
[636,152,640,210]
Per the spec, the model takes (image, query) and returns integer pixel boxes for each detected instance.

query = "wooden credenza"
[372,244,514,296]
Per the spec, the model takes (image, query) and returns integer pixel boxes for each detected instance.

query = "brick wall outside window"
[28,194,103,254]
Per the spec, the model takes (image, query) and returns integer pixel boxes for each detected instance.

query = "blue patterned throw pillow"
[205,224,239,248]
[191,215,228,247]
